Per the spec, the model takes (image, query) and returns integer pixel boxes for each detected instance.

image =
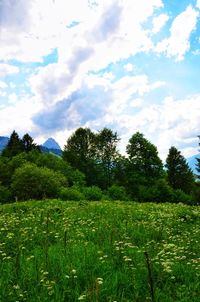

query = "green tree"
[126,132,163,178]
[126,132,163,198]
[165,146,194,194]
[2,130,23,158]
[113,154,128,187]
[196,135,200,179]
[0,156,10,186]
[22,133,40,152]
[95,128,120,188]
[0,182,12,203]
[62,128,96,186]
[34,152,85,187]
[11,163,67,200]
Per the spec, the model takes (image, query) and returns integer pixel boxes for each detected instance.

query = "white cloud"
[152,13,169,33]
[124,63,135,72]
[156,5,199,60]
[129,98,144,108]
[113,95,200,159]
[0,0,162,65]
[196,0,200,9]
[29,63,72,105]
[0,64,19,78]
[0,96,42,135]
[8,93,17,104]
[0,0,93,62]
[0,80,8,89]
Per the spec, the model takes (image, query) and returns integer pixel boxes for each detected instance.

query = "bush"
[192,182,200,205]
[0,184,12,204]
[173,189,194,205]
[139,179,174,203]
[82,186,103,201]
[11,163,67,200]
[107,185,129,201]
[59,187,85,201]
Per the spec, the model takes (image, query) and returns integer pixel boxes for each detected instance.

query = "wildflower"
[96,277,103,285]
[78,294,86,300]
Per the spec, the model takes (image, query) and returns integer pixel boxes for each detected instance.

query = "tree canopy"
[0,128,198,204]
[165,146,194,194]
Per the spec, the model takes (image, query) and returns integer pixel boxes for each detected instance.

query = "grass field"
[0,200,200,302]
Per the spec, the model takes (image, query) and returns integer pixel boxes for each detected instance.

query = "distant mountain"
[0,136,9,151]
[186,154,199,174]
[41,138,62,156]
[42,138,61,150]
[0,136,62,156]
[39,145,62,156]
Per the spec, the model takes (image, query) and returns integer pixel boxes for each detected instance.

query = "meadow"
[0,200,200,302]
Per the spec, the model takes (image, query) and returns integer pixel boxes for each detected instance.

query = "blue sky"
[0,0,200,159]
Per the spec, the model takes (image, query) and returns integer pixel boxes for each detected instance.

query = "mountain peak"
[42,138,61,150]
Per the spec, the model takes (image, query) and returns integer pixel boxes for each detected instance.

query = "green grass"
[0,200,200,301]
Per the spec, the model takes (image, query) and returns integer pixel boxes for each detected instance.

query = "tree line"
[0,128,199,204]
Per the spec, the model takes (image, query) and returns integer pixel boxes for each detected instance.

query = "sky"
[0,0,200,159]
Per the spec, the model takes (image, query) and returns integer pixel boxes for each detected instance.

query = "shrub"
[0,184,12,204]
[173,189,194,205]
[192,182,200,205]
[82,186,103,201]
[59,187,85,201]
[107,185,129,201]
[139,179,174,203]
[11,163,67,200]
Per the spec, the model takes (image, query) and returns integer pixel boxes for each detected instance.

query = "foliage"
[22,133,40,152]
[33,152,85,187]
[95,128,120,188]
[112,154,128,187]
[82,186,103,201]
[192,182,200,204]
[59,187,85,201]
[0,156,10,186]
[0,128,198,204]
[126,132,163,198]
[196,137,200,179]
[107,184,129,200]
[138,179,174,203]
[63,128,96,186]
[173,189,194,205]
[126,132,163,179]
[2,130,24,158]
[0,183,12,203]
[166,146,194,194]
[11,163,67,200]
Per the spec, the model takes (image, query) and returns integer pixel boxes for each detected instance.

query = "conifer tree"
[166,146,194,194]
[2,130,23,158]
[22,133,40,152]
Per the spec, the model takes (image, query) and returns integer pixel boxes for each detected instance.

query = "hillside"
[0,200,200,301]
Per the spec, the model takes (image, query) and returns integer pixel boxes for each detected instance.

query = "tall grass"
[0,200,200,301]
